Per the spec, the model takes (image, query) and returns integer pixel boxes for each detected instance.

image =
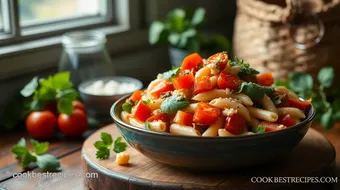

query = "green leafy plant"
[11,138,62,171]
[94,132,128,160]
[149,7,230,53]
[277,66,340,129]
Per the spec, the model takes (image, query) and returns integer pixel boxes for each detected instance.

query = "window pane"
[0,1,3,30]
[19,0,102,25]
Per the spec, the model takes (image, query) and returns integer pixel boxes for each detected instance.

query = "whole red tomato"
[58,109,88,137]
[72,100,86,112]
[26,111,57,140]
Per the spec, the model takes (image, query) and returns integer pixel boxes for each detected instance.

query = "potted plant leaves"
[149,7,231,67]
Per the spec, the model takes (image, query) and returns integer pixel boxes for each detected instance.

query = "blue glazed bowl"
[110,95,316,170]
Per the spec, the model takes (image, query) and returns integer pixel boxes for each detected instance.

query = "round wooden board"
[82,125,336,190]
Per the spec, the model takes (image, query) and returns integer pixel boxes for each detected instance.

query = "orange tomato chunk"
[256,73,274,86]
[173,111,193,126]
[193,103,220,125]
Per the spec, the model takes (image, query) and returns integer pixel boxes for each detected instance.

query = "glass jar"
[58,31,115,87]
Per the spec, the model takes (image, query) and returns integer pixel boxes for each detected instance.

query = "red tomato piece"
[147,113,169,124]
[259,122,286,133]
[193,76,213,95]
[131,101,152,122]
[217,71,241,90]
[278,114,296,127]
[224,114,246,135]
[173,111,193,126]
[256,73,274,86]
[193,103,220,125]
[130,90,144,102]
[173,73,195,90]
[272,92,290,108]
[181,53,203,73]
[148,79,174,99]
[207,52,228,71]
[288,98,311,110]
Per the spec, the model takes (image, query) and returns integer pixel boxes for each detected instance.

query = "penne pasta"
[148,121,167,132]
[192,89,231,102]
[247,107,278,122]
[218,129,235,137]
[202,117,223,137]
[195,67,210,78]
[209,98,251,122]
[277,107,306,119]
[210,76,217,88]
[149,99,163,110]
[121,111,131,124]
[275,86,299,99]
[260,95,277,114]
[129,118,145,128]
[170,124,201,136]
[231,93,253,106]
[183,103,197,113]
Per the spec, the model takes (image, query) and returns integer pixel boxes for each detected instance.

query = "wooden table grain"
[0,123,339,190]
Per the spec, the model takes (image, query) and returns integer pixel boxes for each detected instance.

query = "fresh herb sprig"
[229,57,259,77]
[94,132,128,160]
[160,94,190,114]
[276,66,340,129]
[238,82,275,100]
[11,138,62,171]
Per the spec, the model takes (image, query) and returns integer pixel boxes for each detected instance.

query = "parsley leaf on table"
[11,138,62,171]
[94,132,128,159]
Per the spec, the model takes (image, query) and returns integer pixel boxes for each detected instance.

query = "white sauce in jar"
[84,80,138,95]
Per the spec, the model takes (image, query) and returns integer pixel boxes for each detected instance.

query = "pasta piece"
[148,121,167,132]
[149,99,163,110]
[222,108,238,117]
[129,118,145,128]
[242,131,255,136]
[209,98,251,122]
[210,76,217,88]
[277,107,306,119]
[259,95,277,114]
[183,103,197,113]
[218,129,235,137]
[192,89,231,102]
[206,63,219,75]
[247,107,278,122]
[231,93,253,106]
[275,86,299,99]
[202,117,223,137]
[121,111,131,124]
[195,67,210,78]
[146,79,163,99]
[170,124,201,136]
[247,116,259,128]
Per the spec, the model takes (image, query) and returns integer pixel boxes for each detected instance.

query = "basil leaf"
[318,66,334,88]
[122,101,134,113]
[56,89,78,101]
[11,145,28,158]
[229,57,259,77]
[162,67,180,80]
[52,72,73,90]
[238,82,275,100]
[31,139,49,155]
[160,94,190,114]
[288,72,313,92]
[20,77,39,97]
[36,154,62,172]
[252,125,266,134]
[20,151,37,168]
[57,98,73,115]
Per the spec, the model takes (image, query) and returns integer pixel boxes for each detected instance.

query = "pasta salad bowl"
[110,52,316,170]
[111,95,315,170]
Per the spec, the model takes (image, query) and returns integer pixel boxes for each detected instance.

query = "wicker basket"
[233,0,340,81]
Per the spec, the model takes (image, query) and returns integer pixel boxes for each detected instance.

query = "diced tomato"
[193,103,220,125]
[259,121,286,133]
[256,73,274,86]
[131,101,152,122]
[130,90,144,102]
[217,71,241,90]
[148,79,174,99]
[278,114,296,127]
[181,53,203,73]
[193,76,213,95]
[288,98,311,110]
[173,73,195,90]
[207,52,228,71]
[272,92,290,108]
[173,111,193,126]
[147,113,169,124]
[224,114,246,135]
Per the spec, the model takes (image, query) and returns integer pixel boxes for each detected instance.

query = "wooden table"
[0,123,339,190]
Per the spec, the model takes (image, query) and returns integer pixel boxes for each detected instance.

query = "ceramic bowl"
[79,76,142,121]
[111,95,316,170]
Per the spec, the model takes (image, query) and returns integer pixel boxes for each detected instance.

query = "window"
[0,0,120,45]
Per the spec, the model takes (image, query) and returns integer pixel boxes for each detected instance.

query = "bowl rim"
[78,76,143,97]
[111,94,316,140]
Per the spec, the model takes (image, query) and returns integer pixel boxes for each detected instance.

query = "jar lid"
[61,31,106,49]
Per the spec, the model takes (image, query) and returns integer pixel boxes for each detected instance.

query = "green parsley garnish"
[94,132,128,159]
[252,125,266,134]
